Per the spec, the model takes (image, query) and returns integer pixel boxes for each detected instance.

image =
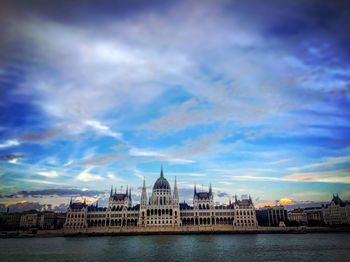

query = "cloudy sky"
[0,0,349,210]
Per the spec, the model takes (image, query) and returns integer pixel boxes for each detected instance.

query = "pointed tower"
[141,177,148,207]
[209,184,212,196]
[110,185,113,197]
[70,196,72,207]
[173,176,179,206]
[129,188,132,207]
[160,164,164,177]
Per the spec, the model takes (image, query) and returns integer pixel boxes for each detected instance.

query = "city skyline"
[0,1,350,211]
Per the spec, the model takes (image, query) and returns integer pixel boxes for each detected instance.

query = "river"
[0,233,349,261]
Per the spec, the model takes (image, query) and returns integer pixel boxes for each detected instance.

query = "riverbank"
[1,226,350,238]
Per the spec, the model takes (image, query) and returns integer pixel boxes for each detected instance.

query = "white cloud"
[133,169,145,180]
[288,155,350,171]
[16,178,66,186]
[267,159,292,165]
[285,169,350,184]
[85,119,122,139]
[37,170,59,178]
[63,160,74,167]
[107,173,125,183]
[0,139,20,149]
[165,172,206,177]
[8,158,18,164]
[77,168,103,182]
[228,175,296,182]
[129,147,194,164]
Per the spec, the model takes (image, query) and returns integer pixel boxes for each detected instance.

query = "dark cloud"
[6,201,68,212]
[0,154,24,162]
[19,129,59,143]
[0,0,174,25]
[17,188,104,197]
[0,194,18,198]
[216,192,230,198]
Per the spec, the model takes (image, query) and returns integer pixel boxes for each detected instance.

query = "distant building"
[39,211,66,230]
[0,213,22,230]
[20,212,39,229]
[256,206,288,227]
[64,167,258,231]
[322,194,350,226]
[304,207,324,226]
[288,208,307,226]
[56,213,66,229]
[0,204,7,213]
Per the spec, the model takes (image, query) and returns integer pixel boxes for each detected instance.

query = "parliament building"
[64,167,258,231]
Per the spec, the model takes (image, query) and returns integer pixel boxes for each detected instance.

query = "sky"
[0,0,350,211]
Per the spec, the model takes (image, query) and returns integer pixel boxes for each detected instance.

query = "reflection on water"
[0,233,349,262]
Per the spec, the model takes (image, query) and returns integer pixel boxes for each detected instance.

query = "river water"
[0,233,349,261]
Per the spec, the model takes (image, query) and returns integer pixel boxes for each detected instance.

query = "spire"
[70,196,72,206]
[114,186,117,194]
[129,188,132,200]
[160,164,164,177]
[194,184,197,195]
[143,176,146,189]
[126,185,128,195]
[83,198,86,205]
[141,177,147,206]
[110,185,113,197]
[174,176,179,198]
[209,183,212,195]
[96,201,98,208]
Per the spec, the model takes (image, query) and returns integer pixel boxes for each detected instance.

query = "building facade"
[19,212,39,229]
[64,167,258,230]
[287,208,308,226]
[322,194,350,226]
[287,207,324,226]
[0,213,22,230]
[256,206,288,227]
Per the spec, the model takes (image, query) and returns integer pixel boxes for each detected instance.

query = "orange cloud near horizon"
[255,197,295,209]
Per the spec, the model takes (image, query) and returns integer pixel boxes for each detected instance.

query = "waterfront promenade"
[2,225,350,238]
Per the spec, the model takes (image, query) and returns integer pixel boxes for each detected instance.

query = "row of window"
[67,213,85,219]
[147,220,176,225]
[236,210,254,216]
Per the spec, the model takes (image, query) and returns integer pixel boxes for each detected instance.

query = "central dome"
[153,166,171,190]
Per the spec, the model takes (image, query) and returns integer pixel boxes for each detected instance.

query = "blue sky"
[0,0,350,210]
